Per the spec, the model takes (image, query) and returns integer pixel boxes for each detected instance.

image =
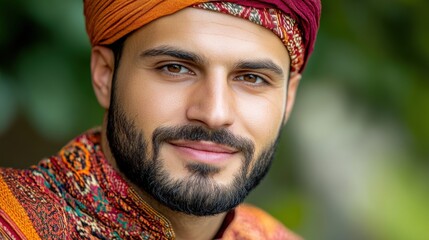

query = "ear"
[284,73,302,124]
[91,46,115,109]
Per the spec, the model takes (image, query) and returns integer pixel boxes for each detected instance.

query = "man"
[0,0,320,239]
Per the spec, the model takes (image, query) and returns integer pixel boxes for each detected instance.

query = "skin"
[90,8,301,240]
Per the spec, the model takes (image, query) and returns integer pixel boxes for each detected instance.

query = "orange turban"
[84,0,321,73]
[84,0,206,47]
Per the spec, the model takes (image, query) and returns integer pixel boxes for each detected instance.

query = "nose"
[186,74,234,129]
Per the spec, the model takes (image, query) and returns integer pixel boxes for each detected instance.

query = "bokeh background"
[1,0,428,239]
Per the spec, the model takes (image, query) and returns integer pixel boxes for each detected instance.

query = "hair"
[107,35,128,78]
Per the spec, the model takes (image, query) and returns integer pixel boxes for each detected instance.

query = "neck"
[100,120,227,240]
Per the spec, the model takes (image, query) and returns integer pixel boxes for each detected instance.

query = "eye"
[235,74,267,85]
[161,64,194,75]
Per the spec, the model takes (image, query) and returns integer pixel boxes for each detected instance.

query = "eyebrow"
[234,60,285,79]
[140,45,205,65]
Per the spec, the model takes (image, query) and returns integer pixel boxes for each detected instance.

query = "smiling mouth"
[168,140,239,164]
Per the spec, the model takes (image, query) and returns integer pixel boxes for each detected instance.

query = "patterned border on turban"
[226,0,321,72]
[193,2,304,74]
[84,0,321,73]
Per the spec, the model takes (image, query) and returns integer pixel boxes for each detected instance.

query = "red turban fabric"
[84,0,321,73]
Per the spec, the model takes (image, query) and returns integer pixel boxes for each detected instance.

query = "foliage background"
[0,0,428,239]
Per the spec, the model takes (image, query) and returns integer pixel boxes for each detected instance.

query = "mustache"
[152,125,255,160]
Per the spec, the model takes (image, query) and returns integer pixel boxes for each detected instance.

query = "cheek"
[116,71,189,130]
[236,92,286,148]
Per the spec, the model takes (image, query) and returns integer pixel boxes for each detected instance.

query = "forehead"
[123,7,290,71]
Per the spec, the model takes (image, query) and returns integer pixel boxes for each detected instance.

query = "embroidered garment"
[0,129,300,239]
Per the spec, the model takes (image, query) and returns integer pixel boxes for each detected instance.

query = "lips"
[168,140,238,163]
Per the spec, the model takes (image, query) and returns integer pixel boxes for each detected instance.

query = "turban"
[84,0,321,73]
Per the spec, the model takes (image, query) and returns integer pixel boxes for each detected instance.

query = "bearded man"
[0,0,321,239]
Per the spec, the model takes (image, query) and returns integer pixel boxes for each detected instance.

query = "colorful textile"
[0,129,300,239]
[83,0,321,73]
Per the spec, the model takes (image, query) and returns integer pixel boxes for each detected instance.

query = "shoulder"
[222,203,302,240]
[0,168,43,239]
[0,167,50,199]
[0,167,69,239]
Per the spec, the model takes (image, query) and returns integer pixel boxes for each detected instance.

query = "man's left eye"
[235,74,267,84]
[162,64,192,74]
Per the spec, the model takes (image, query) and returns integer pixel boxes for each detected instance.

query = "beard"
[107,91,281,216]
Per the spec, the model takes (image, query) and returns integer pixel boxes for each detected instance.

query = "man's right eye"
[160,64,194,75]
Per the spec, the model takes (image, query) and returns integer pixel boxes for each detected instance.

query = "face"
[103,8,292,216]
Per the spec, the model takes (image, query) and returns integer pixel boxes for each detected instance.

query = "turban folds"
[84,0,321,73]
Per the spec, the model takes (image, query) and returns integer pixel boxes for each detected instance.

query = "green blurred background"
[1,0,428,239]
